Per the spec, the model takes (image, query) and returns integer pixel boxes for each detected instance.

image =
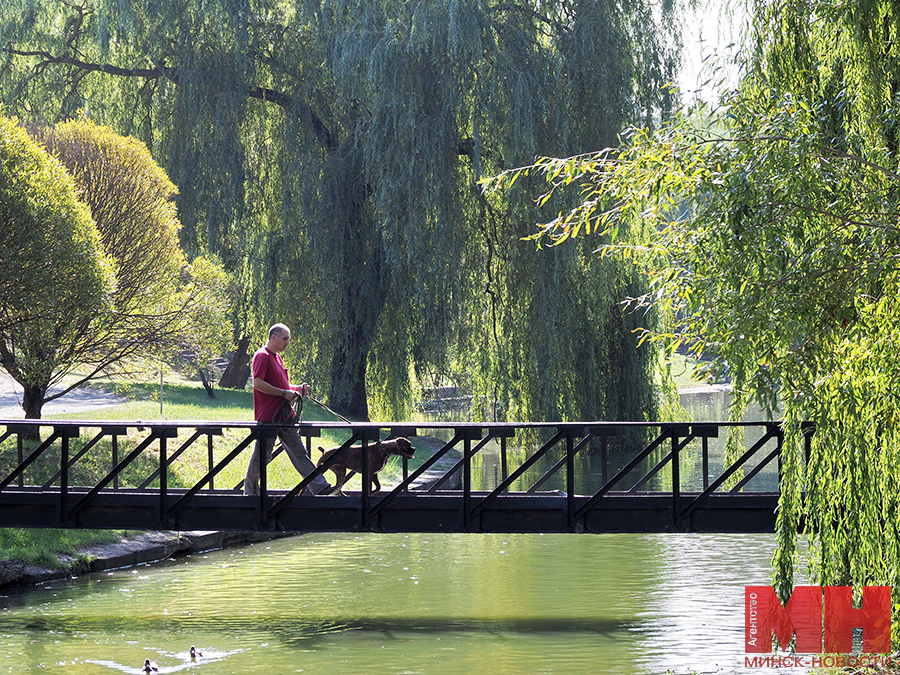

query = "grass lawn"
[0,528,137,569]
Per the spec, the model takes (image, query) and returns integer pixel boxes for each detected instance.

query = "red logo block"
[745,586,891,654]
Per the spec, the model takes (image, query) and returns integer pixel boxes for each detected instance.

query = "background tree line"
[0,0,680,423]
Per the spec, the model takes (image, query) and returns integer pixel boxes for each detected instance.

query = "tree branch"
[249,86,337,150]
[7,46,178,82]
[6,46,339,151]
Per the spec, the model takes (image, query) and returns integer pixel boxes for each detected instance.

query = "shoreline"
[0,529,294,588]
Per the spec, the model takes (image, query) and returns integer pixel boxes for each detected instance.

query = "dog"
[317,437,414,495]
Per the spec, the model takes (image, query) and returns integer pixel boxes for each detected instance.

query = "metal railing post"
[601,434,608,486]
[56,426,80,526]
[357,427,381,530]
[460,427,483,530]
[16,433,23,488]
[501,435,508,486]
[60,430,69,526]
[692,425,719,493]
[155,427,178,528]
[361,434,371,529]
[159,433,167,527]
[566,429,576,530]
[207,433,215,490]
[112,432,119,490]
[671,428,680,529]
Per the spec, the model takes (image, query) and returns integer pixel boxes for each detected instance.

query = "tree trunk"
[329,329,370,421]
[318,143,386,422]
[198,369,216,398]
[21,383,44,441]
[326,248,385,422]
[219,335,251,389]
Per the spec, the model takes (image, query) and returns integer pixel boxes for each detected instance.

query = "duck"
[190,645,202,659]
[142,658,158,673]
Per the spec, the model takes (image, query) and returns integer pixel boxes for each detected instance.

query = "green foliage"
[0,115,112,331]
[2,116,234,419]
[0,113,115,413]
[174,254,235,389]
[485,0,900,624]
[0,0,679,423]
[34,118,186,314]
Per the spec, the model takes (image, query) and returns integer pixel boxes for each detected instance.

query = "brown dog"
[317,437,415,495]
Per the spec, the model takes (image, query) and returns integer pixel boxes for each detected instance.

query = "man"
[242,323,332,496]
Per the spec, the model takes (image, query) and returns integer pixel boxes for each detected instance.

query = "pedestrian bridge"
[0,419,807,534]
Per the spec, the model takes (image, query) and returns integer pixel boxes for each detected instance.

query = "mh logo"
[745,586,891,654]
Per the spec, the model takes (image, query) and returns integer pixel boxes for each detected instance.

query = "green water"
[0,532,796,674]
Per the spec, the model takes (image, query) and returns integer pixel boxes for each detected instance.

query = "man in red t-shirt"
[242,323,332,496]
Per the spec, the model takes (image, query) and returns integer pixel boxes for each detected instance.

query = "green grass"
[0,528,137,569]
[65,377,256,422]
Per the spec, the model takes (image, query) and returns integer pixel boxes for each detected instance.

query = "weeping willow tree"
[0,0,679,421]
[487,0,900,618]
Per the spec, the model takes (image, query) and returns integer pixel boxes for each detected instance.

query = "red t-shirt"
[252,347,291,422]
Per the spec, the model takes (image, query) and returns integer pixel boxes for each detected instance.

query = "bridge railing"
[0,419,809,533]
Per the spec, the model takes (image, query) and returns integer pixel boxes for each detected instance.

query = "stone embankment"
[0,530,292,588]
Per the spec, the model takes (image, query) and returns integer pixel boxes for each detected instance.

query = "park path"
[0,371,123,419]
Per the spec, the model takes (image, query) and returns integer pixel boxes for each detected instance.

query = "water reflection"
[0,532,804,674]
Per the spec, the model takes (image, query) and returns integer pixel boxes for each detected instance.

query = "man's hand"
[292,383,311,397]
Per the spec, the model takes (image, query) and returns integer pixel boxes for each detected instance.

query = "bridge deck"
[0,419,809,533]
[0,488,781,533]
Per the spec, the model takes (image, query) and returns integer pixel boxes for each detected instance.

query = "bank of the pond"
[0,530,294,588]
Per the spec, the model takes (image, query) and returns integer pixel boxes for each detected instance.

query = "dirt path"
[0,371,124,419]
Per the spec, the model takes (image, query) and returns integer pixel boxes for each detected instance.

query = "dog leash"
[305,395,353,424]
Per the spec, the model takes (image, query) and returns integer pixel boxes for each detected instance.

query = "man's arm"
[253,377,309,400]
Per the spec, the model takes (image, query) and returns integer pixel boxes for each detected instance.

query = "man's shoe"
[316,482,335,495]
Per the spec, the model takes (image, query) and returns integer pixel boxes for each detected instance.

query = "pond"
[0,531,805,674]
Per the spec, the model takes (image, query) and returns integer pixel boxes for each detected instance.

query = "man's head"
[266,323,292,352]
